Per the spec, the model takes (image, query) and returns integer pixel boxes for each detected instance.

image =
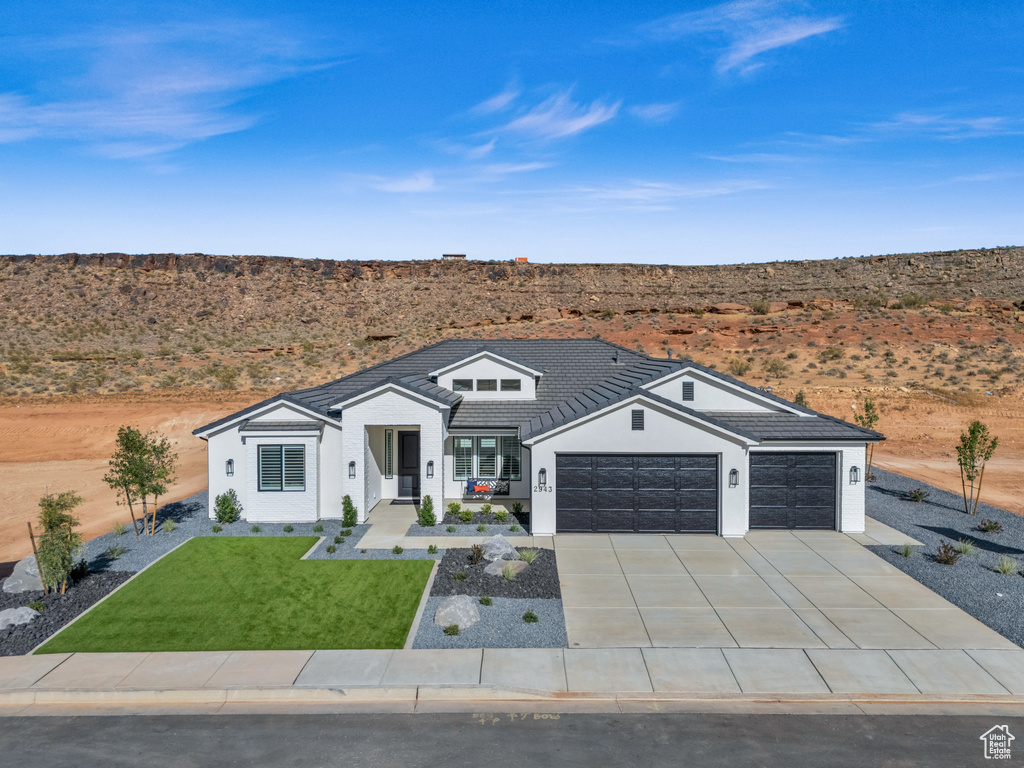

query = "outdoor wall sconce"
[728,468,738,487]
[426,460,434,479]
[348,461,356,479]
[538,468,547,487]
[850,466,860,484]
[225,459,234,477]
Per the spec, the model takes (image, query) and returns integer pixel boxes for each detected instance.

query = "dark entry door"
[555,454,718,533]
[748,452,837,529]
[398,431,420,497]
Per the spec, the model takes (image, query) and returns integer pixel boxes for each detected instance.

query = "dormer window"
[500,379,521,391]
[476,379,497,391]
[453,379,473,392]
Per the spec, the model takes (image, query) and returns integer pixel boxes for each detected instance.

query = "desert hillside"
[1,247,1022,561]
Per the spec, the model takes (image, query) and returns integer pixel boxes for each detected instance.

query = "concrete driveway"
[556,526,1018,653]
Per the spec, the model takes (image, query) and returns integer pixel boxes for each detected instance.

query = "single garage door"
[749,452,837,530]
[556,454,718,533]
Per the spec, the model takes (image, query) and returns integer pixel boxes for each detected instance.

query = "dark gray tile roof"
[429,345,545,375]
[701,412,882,441]
[238,419,324,432]
[194,338,884,444]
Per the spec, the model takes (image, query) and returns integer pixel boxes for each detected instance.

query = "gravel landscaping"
[412,597,567,649]
[406,522,527,538]
[431,547,560,599]
[0,571,133,656]
[866,467,1024,647]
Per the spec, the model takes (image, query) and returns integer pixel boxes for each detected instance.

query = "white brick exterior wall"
[243,434,319,522]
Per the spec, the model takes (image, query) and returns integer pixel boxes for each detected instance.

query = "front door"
[398,431,420,498]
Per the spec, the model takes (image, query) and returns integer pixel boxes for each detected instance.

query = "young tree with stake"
[956,420,998,516]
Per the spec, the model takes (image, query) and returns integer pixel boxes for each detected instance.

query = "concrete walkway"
[557,527,1012,652]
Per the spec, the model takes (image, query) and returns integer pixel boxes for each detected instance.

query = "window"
[384,429,393,479]
[476,379,497,391]
[453,379,473,391]
[500,379,521,391]
[454,437,473,479]
[500,436,521,480]
[477,437,497,477]
[682,381,695,401]
[632,409,644,430]
[258,445,305,491]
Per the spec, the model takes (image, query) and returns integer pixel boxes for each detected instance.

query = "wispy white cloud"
[868,112,1017,139]
[628,102,680,123]
[369,171,437,193]
[579,178,771,203]
[478,162,552,175]
[471,86,521,115]
[704,151,804,162]
[0,18,339,158]
[641,0,843,75]
[496,91,621,140]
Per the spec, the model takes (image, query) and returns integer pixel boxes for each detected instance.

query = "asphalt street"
[3,713,1023,767]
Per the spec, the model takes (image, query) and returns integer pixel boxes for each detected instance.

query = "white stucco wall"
[206,427,246,520]
[645,370,791,413]
[319,424,345,519]
[435,357,537,400]
[340,388,447,522]
[526,398,752,537]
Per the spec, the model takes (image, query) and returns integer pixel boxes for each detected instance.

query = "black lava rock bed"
[439,509,531,532]
[431,547,560,599]
[866,467,1024,648]
[0,571,133,656]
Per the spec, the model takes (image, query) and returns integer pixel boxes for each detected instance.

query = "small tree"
[35,491,84,595]
[956,420,998,516]
[794,390,808,407]
[417,495,436,527]
[214,489,243,524]
[854,398,880,480]
[145,434,178,534]
[103,425,148,535]
[342,495,357,528]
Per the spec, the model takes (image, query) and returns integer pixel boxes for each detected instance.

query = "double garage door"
[555,451,838,533]
[556,454,718,533]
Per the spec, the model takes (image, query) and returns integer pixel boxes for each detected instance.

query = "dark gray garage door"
[749,453,837,530]
[556,454,718,533]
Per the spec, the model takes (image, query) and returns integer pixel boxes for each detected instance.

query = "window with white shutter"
[258,444,305,492]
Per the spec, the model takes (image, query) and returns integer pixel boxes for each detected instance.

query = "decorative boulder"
[482,534,520,562]
[433,595,480,629]
[0,606,40,631]
[3,555,43,594]
[484,559,528,578]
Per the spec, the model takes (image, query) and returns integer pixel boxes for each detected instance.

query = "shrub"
[523,611,538,623]
[428,544,438,554]
[417,495,437,527]
[511,501,524,516]
[909,488,929,502]
[762,358,790,378]
[458,508,474,523]
[954,539,977,556]
[447,502,462,517]
[69,560,89,582]
[334,535,343,544]
[446,525,456,533]
[794,390,808,407]
[340,529,352,537]
[214,489,242,524]
[480,503,492,516]
[502,563,517,581]
[283,524,294,533]
[313,524,323,533]
[251,525,261,533]
[342,495,357,528]
[476,524,487,533]
[36,491,85,594]
[28,600,46,612]
[444,624,460,636]
[978,519,1003,533]
[111,521,128,537]
[935,540,960,565]
[470,544,484,564]
[212,525,222,533]
[105,545,128,558]
[161,519,177,533]
[453,571,467,581]
[509,524,521,533]
[900,543,914,558]
[392,545,403,555]
[749,299,771,315]
[996,556,1019,575]
[494,510,509,523]
[326,544,336,554]
[519,548,540,564]
[818,346,845,363]
[479,596,492,606]
[728,358,752,376]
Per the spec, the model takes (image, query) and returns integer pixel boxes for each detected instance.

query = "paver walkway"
[556,528,1015,653]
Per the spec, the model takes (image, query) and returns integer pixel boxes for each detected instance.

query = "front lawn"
[37,537,433,653]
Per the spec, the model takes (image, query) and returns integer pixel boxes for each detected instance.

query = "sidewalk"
[4,646,1024,716]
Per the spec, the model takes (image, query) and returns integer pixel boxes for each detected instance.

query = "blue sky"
[1,1,1022,263]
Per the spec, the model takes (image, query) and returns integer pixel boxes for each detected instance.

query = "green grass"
[37,537,433,653]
